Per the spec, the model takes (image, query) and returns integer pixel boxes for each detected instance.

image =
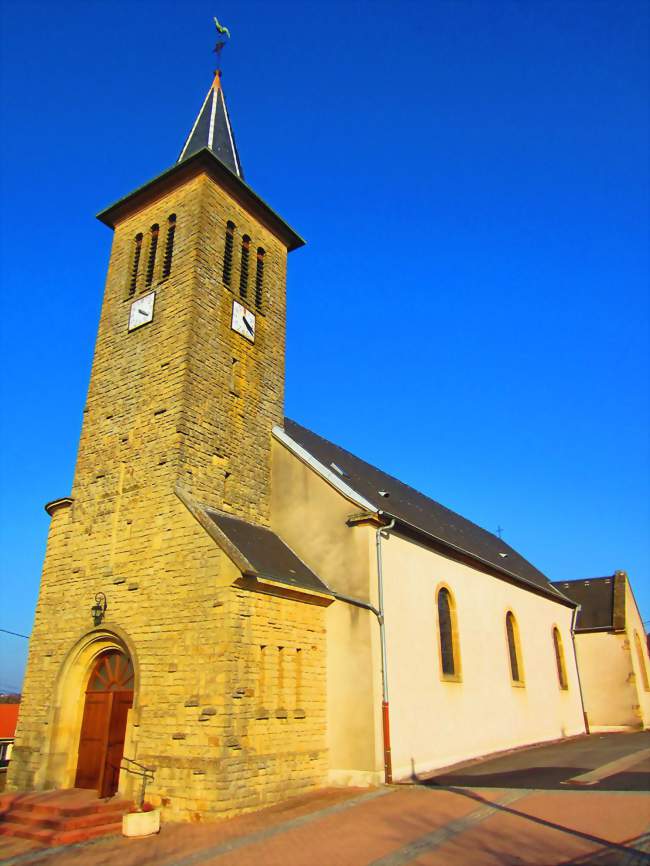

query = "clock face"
[128,291,155,331]
[232,300,255,343]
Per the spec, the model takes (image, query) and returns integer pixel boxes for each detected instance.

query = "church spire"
[177,70,244,178]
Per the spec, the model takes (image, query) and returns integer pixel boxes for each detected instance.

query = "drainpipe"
[376,518,395,783]
[332,517,395,785]
[570,603,590,734]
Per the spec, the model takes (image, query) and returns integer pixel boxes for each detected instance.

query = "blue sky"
[0,0,648,690]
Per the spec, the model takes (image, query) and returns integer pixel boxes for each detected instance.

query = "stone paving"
[1,734,649,866]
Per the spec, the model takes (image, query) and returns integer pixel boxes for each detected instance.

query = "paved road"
[1,732,649,866]
[426,731,650,791]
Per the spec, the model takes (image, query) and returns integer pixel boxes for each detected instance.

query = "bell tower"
[9,54,329,819]
[73,69,303,529]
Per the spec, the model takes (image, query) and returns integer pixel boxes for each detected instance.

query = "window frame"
[435,584,462,683]
[505,610,525,687]
[552,625,569,690]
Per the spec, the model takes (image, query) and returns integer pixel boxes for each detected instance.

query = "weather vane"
[213,16,231,70]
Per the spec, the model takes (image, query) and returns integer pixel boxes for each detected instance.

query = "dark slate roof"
[178,73,243,178]
[283,418,570,603]
[551,577,615,630]
[205,508,330,596]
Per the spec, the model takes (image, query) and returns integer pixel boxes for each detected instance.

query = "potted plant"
[121,759,159,837]
[122,801,160,837]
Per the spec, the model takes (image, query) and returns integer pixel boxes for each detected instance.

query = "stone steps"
[0,789,131,846]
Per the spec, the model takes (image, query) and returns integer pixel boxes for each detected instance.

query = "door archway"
[75,649,134,797]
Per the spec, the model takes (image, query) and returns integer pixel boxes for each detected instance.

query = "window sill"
[511,680,526,689]
[440,674,463,684]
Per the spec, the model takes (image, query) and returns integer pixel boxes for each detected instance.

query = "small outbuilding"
[552,572,650,731]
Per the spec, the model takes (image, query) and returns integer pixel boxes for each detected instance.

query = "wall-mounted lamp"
[91,592,107,626]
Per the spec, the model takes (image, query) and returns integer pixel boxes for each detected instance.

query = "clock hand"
[244,318,253,334]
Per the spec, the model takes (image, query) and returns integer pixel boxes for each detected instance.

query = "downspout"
[376,518,395,783]
[570,603,590,734]
[333,517,395,785]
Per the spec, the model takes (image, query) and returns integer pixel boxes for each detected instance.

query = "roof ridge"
[552,575,616,585]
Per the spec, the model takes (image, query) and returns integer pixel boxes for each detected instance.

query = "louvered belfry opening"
[223,221,235,286]
[162,214,176,279]
[146,224,160,286]
[255,247,265,310]
[128,233,143,296]
[239,235,250,300]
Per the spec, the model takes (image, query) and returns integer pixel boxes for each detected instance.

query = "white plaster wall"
[625,581,650,728]
[573,632,637,728]
[381,532,586,780]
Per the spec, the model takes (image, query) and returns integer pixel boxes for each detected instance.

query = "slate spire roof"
[178,70,243,178]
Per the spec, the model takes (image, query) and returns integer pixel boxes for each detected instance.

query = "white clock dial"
[232,300,255,343]
[128,291,155,331]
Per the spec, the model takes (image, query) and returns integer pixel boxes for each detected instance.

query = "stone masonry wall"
[177,174,288,523]
[9,170,327,819]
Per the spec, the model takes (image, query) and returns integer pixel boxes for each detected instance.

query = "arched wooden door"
[75,649,134,798]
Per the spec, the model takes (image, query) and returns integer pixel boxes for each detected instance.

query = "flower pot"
[122,809,161,837]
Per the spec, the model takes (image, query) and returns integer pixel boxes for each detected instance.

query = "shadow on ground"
[425,766,650,792]
[414,785,650,866]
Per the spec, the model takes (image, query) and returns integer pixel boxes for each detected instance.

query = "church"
[8,59,590,821]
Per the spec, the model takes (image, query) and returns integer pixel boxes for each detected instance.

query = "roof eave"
[378,511,576,608]
[96,148,305,252]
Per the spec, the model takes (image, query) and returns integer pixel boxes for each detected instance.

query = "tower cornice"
[96,147,305,252]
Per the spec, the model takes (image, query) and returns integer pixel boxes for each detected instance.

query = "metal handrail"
[121,756,154,775]
[120,755,155,807]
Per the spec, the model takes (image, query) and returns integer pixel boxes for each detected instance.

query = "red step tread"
[53,821,123,845]
[4,805,127,831]
[0,790,132,846]
[0,821,56,843]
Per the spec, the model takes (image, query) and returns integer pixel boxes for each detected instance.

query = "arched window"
[255,247,265,310]
[437,586,461,681]
[552,627,568,690]
[128,233,143,296]
[634,631,650,692]
[87,650,134,692]
[145,223,159,286]
[239,235,250,300]
[223,221,235,286]
[162,214,176,279]
[505,611,524,685]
